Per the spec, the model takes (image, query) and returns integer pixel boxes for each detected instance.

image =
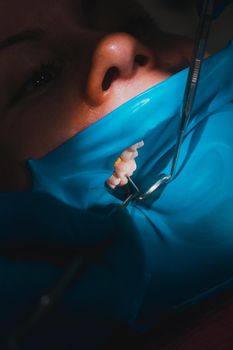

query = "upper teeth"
[106,140,144,189]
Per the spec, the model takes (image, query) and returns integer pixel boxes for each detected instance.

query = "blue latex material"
[0,41,233,347]
[197,0,233,19]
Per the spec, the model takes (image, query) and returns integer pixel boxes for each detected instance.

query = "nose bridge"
[85,33,153,106]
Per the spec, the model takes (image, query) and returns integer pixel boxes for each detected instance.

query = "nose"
[85,33,154,106]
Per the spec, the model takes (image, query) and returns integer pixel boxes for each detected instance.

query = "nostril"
[101,55,149,93]
[134,54,148,67]
[102,66,119,91]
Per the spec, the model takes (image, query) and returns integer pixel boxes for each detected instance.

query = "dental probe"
[170,0,215,178]
[121,0,215,207]
[139,0,233,201]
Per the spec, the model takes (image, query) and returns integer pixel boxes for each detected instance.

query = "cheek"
[0,98,73,161]
[0,88,107,161]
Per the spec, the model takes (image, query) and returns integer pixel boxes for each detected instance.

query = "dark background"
[139,0,233,52]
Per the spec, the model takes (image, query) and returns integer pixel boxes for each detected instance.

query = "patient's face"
[0,0,191,191]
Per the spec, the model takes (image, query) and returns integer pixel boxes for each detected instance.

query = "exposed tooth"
[120,150,138,162]
[128,140,144,151]
[107,174,121,186]
[114,170,125,179]
[107,183,116,189]
[119,176,128,187]
[125,159,137,175]
[106,173,121,189]
[106,141,143,189]
[114,159,136,178]
[131,159,137,172]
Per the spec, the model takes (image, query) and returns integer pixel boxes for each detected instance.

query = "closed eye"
[11,60,64,104]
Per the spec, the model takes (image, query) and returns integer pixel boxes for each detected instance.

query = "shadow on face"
[0,0,193,191]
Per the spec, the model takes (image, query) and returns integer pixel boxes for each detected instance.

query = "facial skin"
[0,0,193,191]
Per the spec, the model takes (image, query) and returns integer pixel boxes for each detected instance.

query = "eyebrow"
[0,29,44,51]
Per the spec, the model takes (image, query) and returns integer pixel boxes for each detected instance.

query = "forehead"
[0,0,141,38]
[0,0,81,38]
